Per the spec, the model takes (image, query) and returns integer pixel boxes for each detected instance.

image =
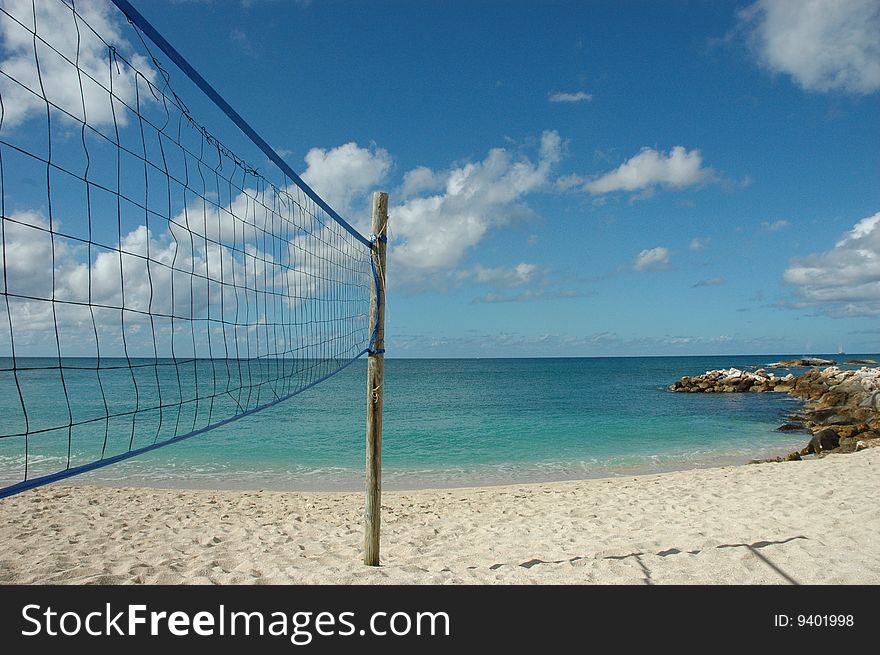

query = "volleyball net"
[0,0,378,497]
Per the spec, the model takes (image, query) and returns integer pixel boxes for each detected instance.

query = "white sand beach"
[1,447,879,585]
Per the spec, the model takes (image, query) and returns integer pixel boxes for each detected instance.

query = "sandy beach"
[1,446,878,585]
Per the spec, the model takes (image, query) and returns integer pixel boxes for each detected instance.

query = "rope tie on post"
[367,233,387,356]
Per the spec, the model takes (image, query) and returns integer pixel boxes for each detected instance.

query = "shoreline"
[68,445,807,494]
[2,447,878,584]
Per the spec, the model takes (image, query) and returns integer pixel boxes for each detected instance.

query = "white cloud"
[554,173,585,192]
[566,146,713,195]
[399,165,446,200]
[784,211,880,315]
[689,237,708,251]
[390,130,562,279]
[471,263,538,288]
[0,0,157,128]
[0,212,59,300]
[1,209,216,347]
[740,0,880,94]
[300,142,392,219]
[0,187,359,356]
[548,90,593,103]
[633,246,670,272]
[761,219,791,232]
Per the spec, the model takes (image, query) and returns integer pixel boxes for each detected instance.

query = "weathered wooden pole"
[364,191,387,566]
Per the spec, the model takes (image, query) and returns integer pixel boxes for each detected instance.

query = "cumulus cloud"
[390,130,562,279]
[633,246,670,272]
[297,134,562,286]
[1,209,216,351]
[399,165,446,200]
[0,182,359,356]
[740,0,880,94]
[0,0,157,128]
[548,90,592,103]
[783,211,880,315]
[562,146,713,195]
[300,142,392,219]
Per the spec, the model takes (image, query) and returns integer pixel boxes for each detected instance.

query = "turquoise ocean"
[1,355,875,491]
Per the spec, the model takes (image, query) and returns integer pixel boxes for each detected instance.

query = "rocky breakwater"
[670,366,880,461]
[669,368,796,394]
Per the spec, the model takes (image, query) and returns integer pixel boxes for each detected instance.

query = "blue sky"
[2,0,879,357]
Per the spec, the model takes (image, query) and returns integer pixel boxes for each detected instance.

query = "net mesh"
[0,0,373,494]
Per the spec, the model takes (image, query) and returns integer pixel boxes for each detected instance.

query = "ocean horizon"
[2,353,876,492]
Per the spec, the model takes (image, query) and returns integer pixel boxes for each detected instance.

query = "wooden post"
[364,191,387,566]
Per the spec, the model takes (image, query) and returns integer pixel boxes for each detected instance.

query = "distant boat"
[837,345,845,355]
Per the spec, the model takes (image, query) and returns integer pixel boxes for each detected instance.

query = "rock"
[803,408,846,424]
[860,391,880,410]
[837,437,861,454]
[784,452,802,461]
[749,456,782,464]
[816,390,848,409]
[769,358,836,368]
[846,359,877,365]
[794,369,821,387]
[822,414,856,426]
[858,430,880,440]
[808,429,840,454]
[776,423,805,432]
[844,408,876,423]
[830,423,867,439]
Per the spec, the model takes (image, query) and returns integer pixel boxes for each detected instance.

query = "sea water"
[1,355,873,491]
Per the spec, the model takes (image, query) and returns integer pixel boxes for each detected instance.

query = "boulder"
[830,424,868,439]
[769,358,836,368]
[843,408,875,423]
[816,390,848,410]
[846,359,877,365]
[837,437,861,454]
[776,423,805,432]
[803,408,846,424]
[808,429,840,454]
[859,391,880,410]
